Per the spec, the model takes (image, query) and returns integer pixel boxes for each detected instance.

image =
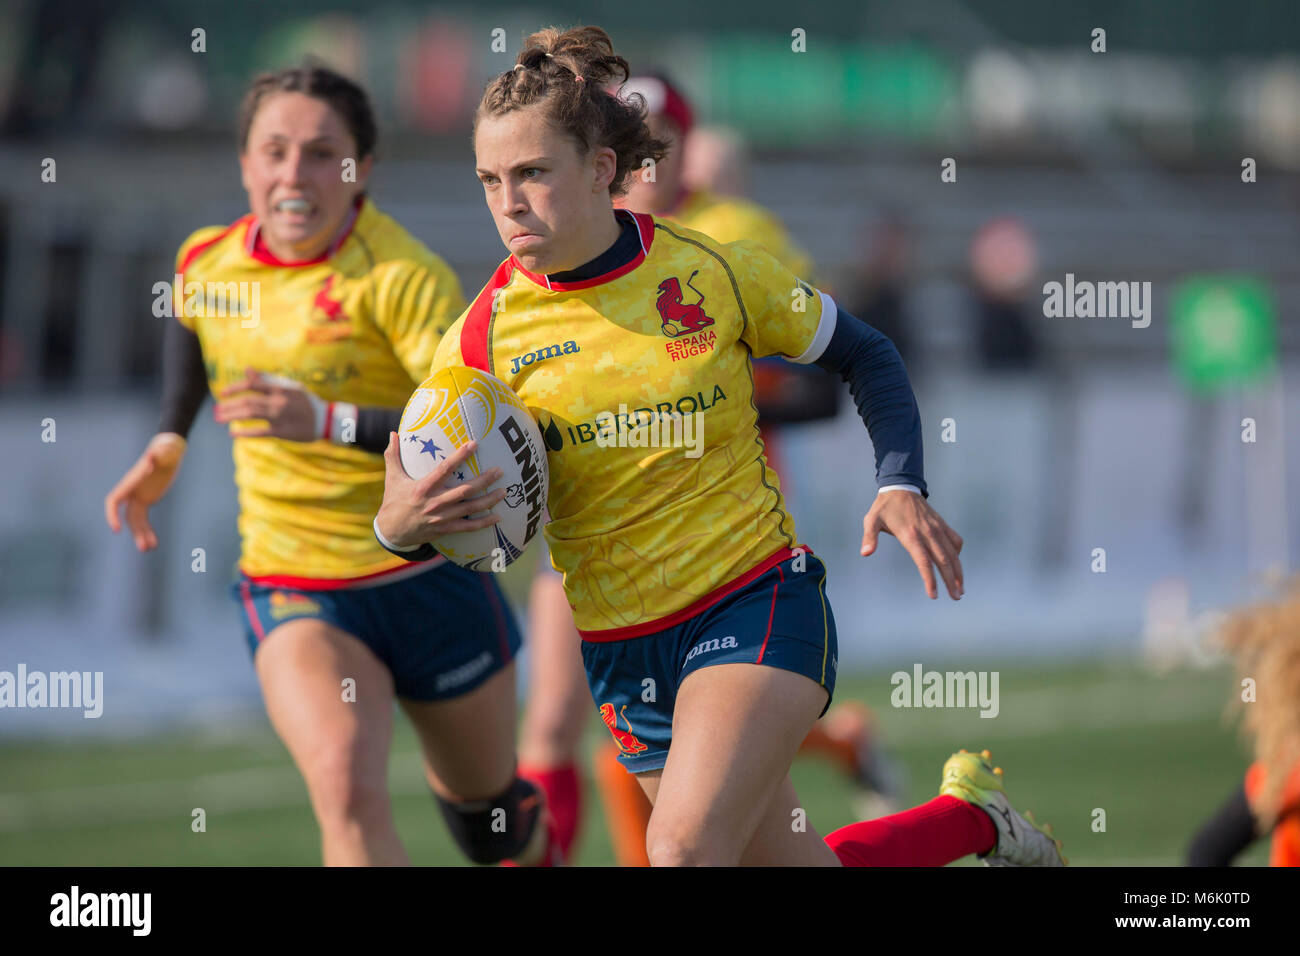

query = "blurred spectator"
[1,0,118,137]
[839,213,917,368]
[683,125,750,198]
[968,216,1041,371]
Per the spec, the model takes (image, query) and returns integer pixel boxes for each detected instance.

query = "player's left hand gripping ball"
[397,366,549,571]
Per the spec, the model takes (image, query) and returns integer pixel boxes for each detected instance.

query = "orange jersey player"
[1189,583,1300,867]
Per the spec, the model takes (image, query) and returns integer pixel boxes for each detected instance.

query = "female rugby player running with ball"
[377,27,1065,866]
[105,65,558,866]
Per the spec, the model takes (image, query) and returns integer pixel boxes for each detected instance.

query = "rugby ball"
[397,366,548,571]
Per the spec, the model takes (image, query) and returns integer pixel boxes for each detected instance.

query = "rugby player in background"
[515,70,901,866]
[377,25,1065,867]
[1188,583,1300,867]
[105,65,559,866]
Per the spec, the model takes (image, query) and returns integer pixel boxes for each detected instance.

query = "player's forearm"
[158,319,209,438]
[1186,780,1260,866]
[813,304,927,496]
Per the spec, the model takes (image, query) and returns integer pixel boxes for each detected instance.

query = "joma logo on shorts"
[685,635,738,663]
[435,651,493,692]
[508,340,580,374]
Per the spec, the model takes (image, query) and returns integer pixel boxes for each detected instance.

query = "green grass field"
[0,659,1268,866]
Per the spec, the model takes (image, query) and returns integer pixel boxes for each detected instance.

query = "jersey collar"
[510,209,655,292]
[245,194,366,267]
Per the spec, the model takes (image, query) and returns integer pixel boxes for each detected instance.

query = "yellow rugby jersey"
[174,197,465,584]
[665,189,814,280]
[432,210,838,637]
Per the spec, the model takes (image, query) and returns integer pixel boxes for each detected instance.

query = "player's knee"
[435,777,544,865]
[645,820,736,867]
[306,751,389,828]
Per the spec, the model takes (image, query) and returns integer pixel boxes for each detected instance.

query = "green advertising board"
[1169,275,1276,392]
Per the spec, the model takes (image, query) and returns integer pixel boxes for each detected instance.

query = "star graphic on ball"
[418,438,442,460]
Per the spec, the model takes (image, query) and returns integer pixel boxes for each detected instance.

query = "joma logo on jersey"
[508,340,580,374]
[656,271,715,338]
[685,635,739,663]
[498,415,544,543]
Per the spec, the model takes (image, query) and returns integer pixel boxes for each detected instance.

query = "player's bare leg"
[637,767,838,866]
[516,570,590,859]
[402,661,554,865]
[255,619,406,866]
[519,571,590,768]
[401,661,519,802]
[641,662,837,866]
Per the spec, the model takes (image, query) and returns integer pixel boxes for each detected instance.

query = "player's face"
[239,92,372,262]
[620,115,683,214]
[475,105,619,274]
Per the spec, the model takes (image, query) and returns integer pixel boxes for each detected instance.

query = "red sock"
[517,762,582,861]
[824,795,995,866]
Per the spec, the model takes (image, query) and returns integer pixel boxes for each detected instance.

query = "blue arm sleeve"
[813,303,927,497]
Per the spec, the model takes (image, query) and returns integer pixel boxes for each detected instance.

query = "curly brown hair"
[1215,578,1300,826]
[475,26,669,197]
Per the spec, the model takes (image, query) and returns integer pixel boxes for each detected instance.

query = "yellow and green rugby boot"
[940,749,1067,867]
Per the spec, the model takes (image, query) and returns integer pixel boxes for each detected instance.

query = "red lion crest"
[599,703,649,755]
[656,270,714,338]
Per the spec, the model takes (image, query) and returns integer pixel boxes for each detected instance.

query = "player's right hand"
[105,432,187,551]
[375,432,507,549]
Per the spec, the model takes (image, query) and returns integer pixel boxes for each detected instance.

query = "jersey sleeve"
[429,311,469,378]
[731,240,837,364]
[371,255,467,385]
[172,225,228,331]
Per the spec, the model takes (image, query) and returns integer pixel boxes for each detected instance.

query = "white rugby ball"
[398,365,548,571]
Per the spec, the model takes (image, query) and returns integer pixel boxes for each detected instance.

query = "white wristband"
[877,484,922,496]
[373,515,425,554]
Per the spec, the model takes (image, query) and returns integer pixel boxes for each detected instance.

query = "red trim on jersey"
[577,545,809,642]
[243,556,446,591]
[755,564,785,664]
[178,216,251,277]
[322,402,334,441]
[174,216,252,327]
[460,258,517,372]
[509,211,656,292]
[245,195,363,267]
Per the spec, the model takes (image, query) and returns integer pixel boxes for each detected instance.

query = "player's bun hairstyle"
[1216,579,1300,826]
[476,26,669,197]
[238,61,377,160]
